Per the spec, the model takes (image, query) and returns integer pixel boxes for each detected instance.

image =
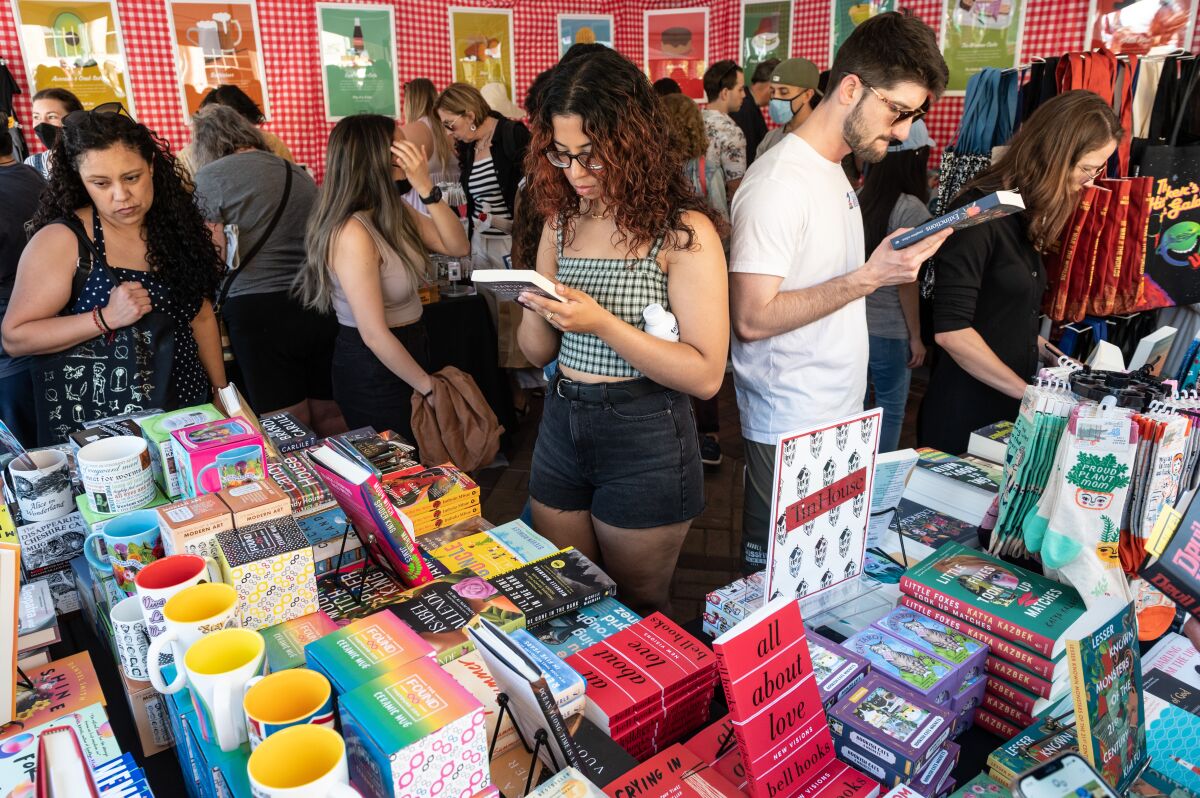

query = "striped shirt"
[466,157,511,237]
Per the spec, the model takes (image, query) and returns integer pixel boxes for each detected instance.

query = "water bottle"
[643,303,679,342]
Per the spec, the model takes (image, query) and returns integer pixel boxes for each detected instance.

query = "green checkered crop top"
[555,223,670,378]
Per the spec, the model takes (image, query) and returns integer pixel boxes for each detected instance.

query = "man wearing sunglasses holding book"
[729,12,953,572]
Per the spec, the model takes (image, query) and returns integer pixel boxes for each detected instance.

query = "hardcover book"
[980,690,1038,731]
[827,673,954,777]
[890,190,1024,249]
[986,654,1066,699]
[892,499,980,550]
[765,408,882,605]
[257,411,318,454]
[985,697,1077,787]
[842,627,964,707]
[529,596,641,659]
[905,450,999,525]
[305,610,435,694]
[385,570,525,664]
[471,269,566,302]
[489,548,617,626]
[265,449,335,516]
[873,606,989,684]
[973,706,1021,739]
[1066,601,1147,794]
[985,675,1067,718]
[968,421,1014,465]
[898,542,1087,659]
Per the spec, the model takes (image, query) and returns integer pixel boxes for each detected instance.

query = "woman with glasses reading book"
[2,108,228,441]
[295,115,469,447]
[516,48,729,615]
[918,91,1122,453]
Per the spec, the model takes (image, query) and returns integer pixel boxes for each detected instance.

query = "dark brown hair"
[827,11,948,100]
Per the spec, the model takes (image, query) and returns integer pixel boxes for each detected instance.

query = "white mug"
[109,595,151,681]
[77,436,155,515]
[184,628,265,752]
[8,450,74,522]
[247,725,359,797]
[148,582,241,694]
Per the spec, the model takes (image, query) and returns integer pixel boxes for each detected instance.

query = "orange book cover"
[3,652,106,736]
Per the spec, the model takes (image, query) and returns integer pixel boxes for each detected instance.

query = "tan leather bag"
[410,366,504,472]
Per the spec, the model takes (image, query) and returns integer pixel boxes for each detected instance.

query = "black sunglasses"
[63,103,134,129]
[850,74,925,125]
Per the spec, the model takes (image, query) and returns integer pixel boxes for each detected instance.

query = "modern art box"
[339,657,488,798]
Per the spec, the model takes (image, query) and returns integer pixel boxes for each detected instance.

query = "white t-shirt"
[730,133,868,444]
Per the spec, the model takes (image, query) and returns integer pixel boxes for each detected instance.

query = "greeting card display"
[766,408,882,603]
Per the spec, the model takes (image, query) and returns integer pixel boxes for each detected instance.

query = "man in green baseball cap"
[757,57,821,158]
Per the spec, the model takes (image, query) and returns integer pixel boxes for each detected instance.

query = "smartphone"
[1013,752,1121,798]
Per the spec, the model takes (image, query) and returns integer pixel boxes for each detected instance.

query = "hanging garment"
[1132,58,1166,138]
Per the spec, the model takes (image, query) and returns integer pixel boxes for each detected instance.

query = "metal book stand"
[490,693,558,797]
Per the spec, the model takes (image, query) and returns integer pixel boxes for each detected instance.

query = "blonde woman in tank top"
[517,48,729,615]
[295,115,469,446]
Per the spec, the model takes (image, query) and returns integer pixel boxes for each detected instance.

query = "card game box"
[843,627,968,708]
[828,673,954,778]
[806,629,870,711]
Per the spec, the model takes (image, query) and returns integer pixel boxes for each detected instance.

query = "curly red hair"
[526,48,721,255]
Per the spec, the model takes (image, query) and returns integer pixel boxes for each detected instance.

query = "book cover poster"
[742,1,790,89]
[557,14,614,59]
[644,8,708,102]
[317,3,396,121]
[766,408,882,604]
[448,7,515,101]
[166,0,270,121]
[830,0,895,62]
[1087,0,1197,55]
[11,0,132,113]
[940,0,1027,93]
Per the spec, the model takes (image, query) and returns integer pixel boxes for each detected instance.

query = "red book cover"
[974,706,1021,739]
[569,647,662,728]
[683,715,747,791]
[984,676,1048,717]
[602,744,742,798]
[898,595,1058,680]
[981,691,1037,729]
[805,761,880,798]
[986,656,1058,699]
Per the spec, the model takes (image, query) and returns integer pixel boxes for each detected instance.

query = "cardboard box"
[120,669,174,757]
[217,479,290,529]
[171,417,266,498]
[77,487,169,537]
[216,517,317,630]
[261,610,339,673]
[157,493,234,560]
[305,610,434,694]
[136,405,224,498]
[184,707,253,798]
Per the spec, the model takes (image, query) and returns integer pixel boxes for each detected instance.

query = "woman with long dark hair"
[858,121,932,453]
[294,115,468,444]
[516,48,729,614]
[23,88,84,179]
[919,91,1122,452]
[3,109,226,440]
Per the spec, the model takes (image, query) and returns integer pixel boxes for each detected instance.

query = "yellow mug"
[149,582,240,694]
[247,725,359,797]
[183,628,265,752]
[242,668,335,750]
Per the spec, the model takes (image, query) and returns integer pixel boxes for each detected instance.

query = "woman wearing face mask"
[918,90,1123,453]
[294,116,469,445]
[516,48,729,615]
[435,83,530,269]
[23,88,84,179]
[756,60,822,158]
[3,109,228,443]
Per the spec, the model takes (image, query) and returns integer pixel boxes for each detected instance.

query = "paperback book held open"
[473,270,566,302]
[890,190,1024,249]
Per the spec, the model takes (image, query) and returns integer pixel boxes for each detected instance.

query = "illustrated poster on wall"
[166,0,270,121]
[11,0,133,112]
[765,408,882,604]
[940,0,1027,94]
[316,3,397,121]
[644,8,708,102]
[1086,0,1197,55]
[448,7,515,101]
[742,1,791,88]
[557,14,614,59]
[830,0,895,62]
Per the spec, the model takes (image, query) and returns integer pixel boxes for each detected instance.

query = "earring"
[470,124,477,132]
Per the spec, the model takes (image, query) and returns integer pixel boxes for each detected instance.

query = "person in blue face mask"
[756,58,821,158]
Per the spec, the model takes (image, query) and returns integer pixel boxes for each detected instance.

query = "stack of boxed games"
[702,572,764,637]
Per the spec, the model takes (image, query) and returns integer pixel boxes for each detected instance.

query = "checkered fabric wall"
[1,0,1195,180]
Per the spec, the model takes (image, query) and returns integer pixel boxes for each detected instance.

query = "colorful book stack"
[416,517,532,578]
[702,572,765,638]
[601,743,743,797]
[385,570,526,664]
[304,610,435,694]
[258,411,319,454]
[897,542,1085,736]
[569,613,719,761]
[265,447,337,517]
[712,596,879,798]
[985,697,1076,786]
[489,548,618,627]
[383,463,481,535]
[529,596,641,659]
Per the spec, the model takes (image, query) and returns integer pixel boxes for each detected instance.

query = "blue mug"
[84,509,164,595]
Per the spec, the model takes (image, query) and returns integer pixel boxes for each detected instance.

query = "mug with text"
[77,436,155,515]
[8,449,73,522]
[110,594,151,681]
[147,581,240,694]
[135,553,221,658]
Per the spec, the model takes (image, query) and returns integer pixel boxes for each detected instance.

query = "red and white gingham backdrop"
[2,0,1197,180]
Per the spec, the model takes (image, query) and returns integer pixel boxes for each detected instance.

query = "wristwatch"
[420,186,443,206]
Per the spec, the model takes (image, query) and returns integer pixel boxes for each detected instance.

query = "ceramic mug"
[242,668,335,750]
[77,436,155,515]
[109,595,151,681]
[148,582,241,694]
[135,553,221,656]
[84,509,164,595]
[246,725,359,797]
[196,444,265,493]
[185,628,265,752]
[8,450,73,522]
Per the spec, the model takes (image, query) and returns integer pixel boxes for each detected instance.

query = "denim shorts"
[529,374,704,529]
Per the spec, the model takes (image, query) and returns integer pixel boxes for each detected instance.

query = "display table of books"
[0,394,1194,798]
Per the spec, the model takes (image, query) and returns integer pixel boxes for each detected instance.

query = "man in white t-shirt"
[729,12,952,572]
